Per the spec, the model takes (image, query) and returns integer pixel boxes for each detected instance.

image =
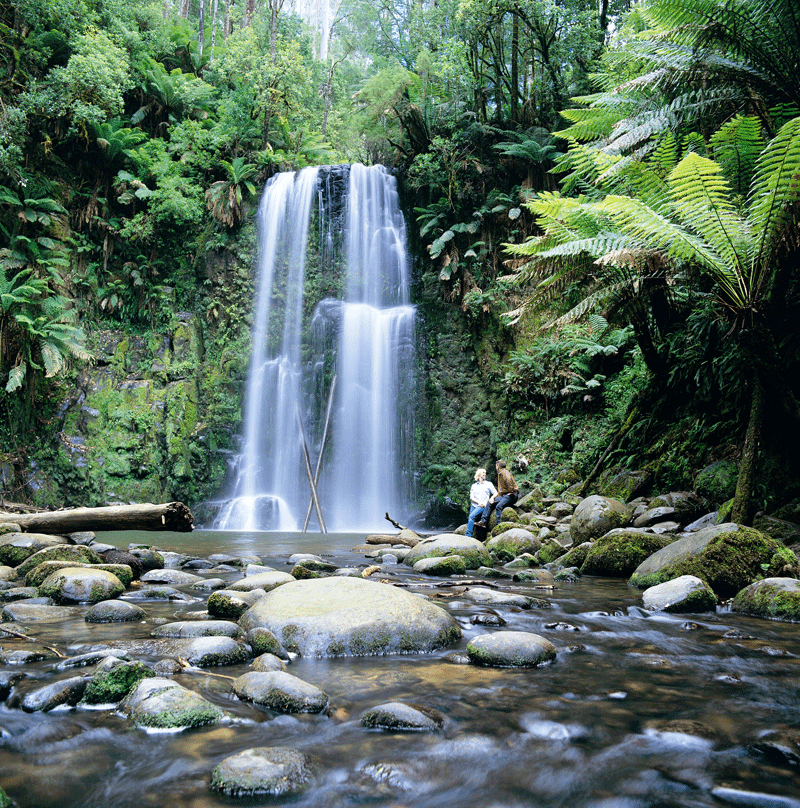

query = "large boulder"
[731,577,800,621]
[238,577,461,658]
[486,528,541,561]
[570,496,632,544]
[598,469,652,502]
[16,544,102,578]
[0,534,67,567]
[580,529,674,577]
[629,523,797,598]
[633,491,709,528]
[403,534,491,569]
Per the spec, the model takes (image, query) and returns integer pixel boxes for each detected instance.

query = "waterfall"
[213,164,416,532]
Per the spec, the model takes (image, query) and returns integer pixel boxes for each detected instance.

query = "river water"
[1,529,799,808]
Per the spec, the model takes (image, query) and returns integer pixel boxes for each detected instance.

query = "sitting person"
[466,467,496,537]
[476,460,519,528]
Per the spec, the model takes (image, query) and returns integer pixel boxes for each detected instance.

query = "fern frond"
[667,152,746,272]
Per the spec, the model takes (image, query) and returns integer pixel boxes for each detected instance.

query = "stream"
[1,529,799,808]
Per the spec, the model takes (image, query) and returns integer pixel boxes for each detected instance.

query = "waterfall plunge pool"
[1,529,799,808]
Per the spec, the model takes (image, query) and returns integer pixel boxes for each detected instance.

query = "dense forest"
[0,0,798,526]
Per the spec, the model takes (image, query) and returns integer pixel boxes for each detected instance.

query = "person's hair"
[496,460,507,469]
[474,468,486,481]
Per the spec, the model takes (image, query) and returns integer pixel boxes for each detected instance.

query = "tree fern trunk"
[730,375,764,526]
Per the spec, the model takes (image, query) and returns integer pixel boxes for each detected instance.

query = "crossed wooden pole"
[296,375,337,534]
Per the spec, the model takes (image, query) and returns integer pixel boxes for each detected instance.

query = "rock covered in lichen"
[39,567,125,604]
[570,496,632,545]
[231,671,328,713]
[122,677,224,729]
[580,529,675,577]
[361,701,444,731]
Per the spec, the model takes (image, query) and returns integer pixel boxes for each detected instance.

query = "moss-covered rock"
[641,575,718,613]
[81,660,155,704]
[629,523,798,598]
[466,630,556,667]
[210,747,313,797]
[486,528,540,561]
[0,534,67,567]
[580,530,675,578]
[412,555,467,576]
[403,534,491,570]
[25,560,132,589]
[731,577,800,621]
[534,539,569,565]
[570,495,632,544]
[550,542,593,570]
[693,460,738,506]
[753,514,800,546]
[122,677,223,729]
[361,701,444,731]
[39,567,126,604]
[599,469,652,502]
[16,545,102,578]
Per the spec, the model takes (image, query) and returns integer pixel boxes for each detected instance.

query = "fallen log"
[0,502,194,535]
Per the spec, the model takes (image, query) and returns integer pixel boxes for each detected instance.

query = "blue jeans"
[481,493,517,525]
[466,503,485,537]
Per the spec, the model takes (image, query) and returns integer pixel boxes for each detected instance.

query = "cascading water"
[213,163,416,532]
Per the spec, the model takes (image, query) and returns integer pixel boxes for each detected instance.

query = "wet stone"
[140,569,204,586]
[466,630,557,668]
[150,620,239,639]
[361,701,444,731]
[19,675,88,712]
[231,671,328,713]
[210,747,314,797]
[251,653,288,673]
[122,677,224,729]
[85,600,147,623]
[470,612,507,626]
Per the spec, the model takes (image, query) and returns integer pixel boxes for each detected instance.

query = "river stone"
[232,670,328,713]
[85,600,147,623]
[464,586,536,609]
[361,701,444,731]
[207,588,268,618]
[208,553,262,566]
[0,534,67,567]
[140,568,204,586]
[180,636,251,666]
[97,549,143,580]
[466,631,557,667]
[151,620,239,638]
[731,577,800,621]
[570,496,632,544]
[122,677,224,729]
[123,585,200,602]
[210,747,313,797]
[513,569,555,584]
[486,528,541,561]
[403,534,491,569]
[25,560,133,589]
[251,653,288,672]
[749,729,800,767]
[551,542,593,570]
[753,514,800,546]
[241,626,290,659]
[0,646,50,664]
[412,555,467,576]
[599,469,652,502]
[56,649,132,669]
[629,523,797,598]
[642,491,709,524]
[0,586,38,602]
[16,544,102,578]
[580,529,675,577]
[0,566,15,581]
[228,571,295,592]
[1,602,79,622]
[189,577,228,592]
[238,577,461,658]
[0,670,24,700]
[39,567,125,604]
[81,659,155,704]
[641,575,717,613]
[20,675,87,712]
[126,547,165,570]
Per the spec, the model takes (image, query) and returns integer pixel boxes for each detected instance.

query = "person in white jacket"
[466,468,496,537]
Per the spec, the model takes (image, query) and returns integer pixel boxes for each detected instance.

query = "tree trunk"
[510,6,519,122]
[731,376,764,526]
[198,0,205,56]
[0,502,194,534]
[210,0,219,55]
[224,0,230,39]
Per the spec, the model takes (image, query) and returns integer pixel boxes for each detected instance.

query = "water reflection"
[1,530,799,807]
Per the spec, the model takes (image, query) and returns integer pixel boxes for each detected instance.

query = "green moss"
[136,703,222,729]
[535,540,567,565]
[552,543,591,570]
[17,545,102,578]
[629,527,797,598]
[581,532,673,578]
[732,580,800,621]
[81,662,154,704]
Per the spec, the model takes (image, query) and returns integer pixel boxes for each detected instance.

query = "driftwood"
[0,501,194,535]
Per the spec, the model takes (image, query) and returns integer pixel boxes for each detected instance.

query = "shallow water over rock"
[1,529,800,808]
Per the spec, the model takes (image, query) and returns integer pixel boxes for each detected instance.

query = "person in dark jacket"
[475,460,519,528]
